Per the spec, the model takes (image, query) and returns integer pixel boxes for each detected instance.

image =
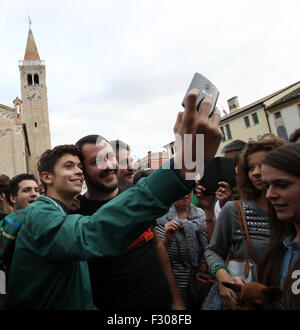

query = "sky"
[0,0,299,160]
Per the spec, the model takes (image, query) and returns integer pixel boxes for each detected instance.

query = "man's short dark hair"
[0,174,12,205]
[289,128,300,142]
[110,140,131,155]
[37,144,80,192]
[75,135,108,163]
[0,174,10,195]
[8,173,38,197]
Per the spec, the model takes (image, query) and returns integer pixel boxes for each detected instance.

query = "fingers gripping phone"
[182,72,219,116]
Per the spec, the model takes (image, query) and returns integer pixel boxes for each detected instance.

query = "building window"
[252,112,259,125]
[243,116,250,128]
[27,74,33,85]
[274,111,281,119]
[220,126,226,141]
[35,122,37,127]
[225,124,232,140]
[34,74,39,85]
[248,137,254,141]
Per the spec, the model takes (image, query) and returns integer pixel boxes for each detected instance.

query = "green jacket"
[0,208,28,272]
[1,164,191,309]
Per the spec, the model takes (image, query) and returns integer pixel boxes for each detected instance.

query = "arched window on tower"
[27,74,33,85]
[34,74,39,85]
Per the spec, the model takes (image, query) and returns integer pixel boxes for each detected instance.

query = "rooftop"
[266,86,300,110]
[221,81,300,121]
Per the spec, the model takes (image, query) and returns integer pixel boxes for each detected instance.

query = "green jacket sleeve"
[18,165,192,261]
[0,209,27,269]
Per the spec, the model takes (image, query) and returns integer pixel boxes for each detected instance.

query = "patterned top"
[233,200,270,241]
[205,199,270,275]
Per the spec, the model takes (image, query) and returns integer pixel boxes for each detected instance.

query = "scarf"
[156,204,206,267]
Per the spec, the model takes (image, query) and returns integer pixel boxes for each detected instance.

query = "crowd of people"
[0,94,300,310]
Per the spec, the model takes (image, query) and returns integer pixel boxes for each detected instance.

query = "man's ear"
[0,192,4,201]
[40,171,53,186]
[9,193,16,206]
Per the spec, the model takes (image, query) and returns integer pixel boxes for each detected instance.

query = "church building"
[0,27,51,180]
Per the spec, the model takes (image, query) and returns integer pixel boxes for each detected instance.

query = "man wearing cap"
[221,139,246,159]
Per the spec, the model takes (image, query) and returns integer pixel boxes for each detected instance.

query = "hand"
[219,284,239,310]
[173,90,222,180]
[70,193,81,212]
[216,268,240,310]
[215,181,233,208]
[220,276,247,310]
[223,277,247,310]
[194,181,216,211]
[231,276,247,287]
[164,220,180,246]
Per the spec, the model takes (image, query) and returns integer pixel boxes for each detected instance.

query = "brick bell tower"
[19,22,51,179]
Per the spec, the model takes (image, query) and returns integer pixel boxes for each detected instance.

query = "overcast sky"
[0,0,299,160]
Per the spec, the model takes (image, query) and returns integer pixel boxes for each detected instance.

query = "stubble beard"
[85,171,118,194]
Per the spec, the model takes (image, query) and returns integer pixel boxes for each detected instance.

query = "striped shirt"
[156,204,206,309]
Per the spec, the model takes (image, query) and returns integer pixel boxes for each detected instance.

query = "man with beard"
[110,139,135,187]
[75,135,185,310]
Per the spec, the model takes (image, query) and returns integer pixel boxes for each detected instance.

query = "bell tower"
[19,22,51,178]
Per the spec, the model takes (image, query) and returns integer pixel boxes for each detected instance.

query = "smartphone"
[182,72,219,116]
[200,157,236,196]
